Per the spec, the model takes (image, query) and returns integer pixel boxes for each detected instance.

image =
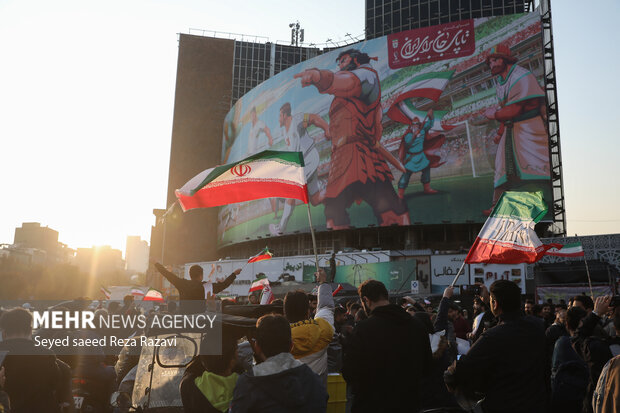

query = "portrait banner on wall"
[218,12,552,246]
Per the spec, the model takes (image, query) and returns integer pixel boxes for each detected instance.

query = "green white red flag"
[248,247,273,263]
[249,274,269,294]
[260,282,274,305]
[131,287,145,297]
[100,286,111,300]
[175,150,308,211]
[544,242,585,258]
[465,191,554,264]
[143,288,165,302]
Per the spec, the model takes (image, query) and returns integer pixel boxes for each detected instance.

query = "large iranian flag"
[465,191,553,264]
[175,151,308,211]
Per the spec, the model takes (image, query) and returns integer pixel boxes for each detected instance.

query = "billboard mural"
[219,12,551,246]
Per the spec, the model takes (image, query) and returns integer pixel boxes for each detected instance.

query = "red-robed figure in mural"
[294,49,409,230]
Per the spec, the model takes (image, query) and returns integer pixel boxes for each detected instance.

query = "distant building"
[11,222,75,263]
[125,236,149,273]
[75,246,124,278]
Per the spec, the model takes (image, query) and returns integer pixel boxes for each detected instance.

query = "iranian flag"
[143,288,165,302]
[260,282,274,305]
[131,287,145,297]
[465,191,554,264]
[544,242,585,258]
[248,247,273,263]
[100,286,111,300]
[249,274,269,294]
[386,71,455,125]
[175,151,308,211]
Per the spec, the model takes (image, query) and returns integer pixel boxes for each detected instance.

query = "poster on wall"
[219,12,551,246]
[469,263,527,294]
[431,254,469,294]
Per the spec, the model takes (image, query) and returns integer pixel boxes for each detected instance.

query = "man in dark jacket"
[154,262,240,314]
[342,279,432,413]
[0,307,61,413]
[445,280,548,413]
[230,314,327,412]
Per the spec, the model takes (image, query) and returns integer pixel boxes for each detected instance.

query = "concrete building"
[125,236,149,273]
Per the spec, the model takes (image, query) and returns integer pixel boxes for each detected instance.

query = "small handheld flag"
[332,284,343,296]
[248,247,273,263]
[143,288,165,302]
[100,286,111,300]
[131,287,145,297]
[544,242,584,258]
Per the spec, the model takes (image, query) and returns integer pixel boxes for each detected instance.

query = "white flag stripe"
[477,216,542,248]
[178,159,305,196]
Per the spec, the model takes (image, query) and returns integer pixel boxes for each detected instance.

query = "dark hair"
[572,295,594,310]
[448,302,461,312]
[200,335,237,376]
[308,295,317,303]
[336,49,372,65]
[123,295,134,305]
[0,308,32,336]
[189,265,203,280]
[613,314,620,331]
[335,306,347,317]
[350,303,362,312]
[532,304,543,317]
[525,299,534,305]
[358,279,388,303]
[489,280,521,313]
[566,306,587,332]
[255,315,291,358]
[413,312,434,335]
[280,102,291,117]
[284,290,309,323]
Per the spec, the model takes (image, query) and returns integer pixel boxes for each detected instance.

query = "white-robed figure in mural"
[269,102,328,235]
[483,44,550,215]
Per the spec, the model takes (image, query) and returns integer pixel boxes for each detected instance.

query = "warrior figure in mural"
[294,49,409,229]
[397,108,446,198]
[483,44,550,215]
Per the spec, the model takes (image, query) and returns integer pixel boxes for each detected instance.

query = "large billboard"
[219,12,552,246]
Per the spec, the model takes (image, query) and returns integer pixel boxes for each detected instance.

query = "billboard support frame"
[540,0,567,236]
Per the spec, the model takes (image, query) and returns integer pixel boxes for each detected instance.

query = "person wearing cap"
[482,44,550,215]
[397,108,446,197]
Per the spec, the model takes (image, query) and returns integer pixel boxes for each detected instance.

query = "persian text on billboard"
[388,20,475,69]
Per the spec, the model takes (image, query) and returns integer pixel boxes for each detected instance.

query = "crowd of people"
[0,264,619,413]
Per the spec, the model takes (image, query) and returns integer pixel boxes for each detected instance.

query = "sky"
[0,0,618,254]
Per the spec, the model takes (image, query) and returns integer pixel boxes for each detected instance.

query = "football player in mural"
[483,44,550,215]
[397,108,446,198]
[269,102,329,235]
[294,49,409,229]
[247,106,273,156]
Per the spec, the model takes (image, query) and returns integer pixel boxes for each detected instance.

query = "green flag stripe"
[490,191,548,222]
[407,70,455,84]
[191,151,304,195]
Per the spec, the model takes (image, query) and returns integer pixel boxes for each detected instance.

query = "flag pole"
[306,203,320,272]
[449,262,467,288]
[583,254,594,299]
